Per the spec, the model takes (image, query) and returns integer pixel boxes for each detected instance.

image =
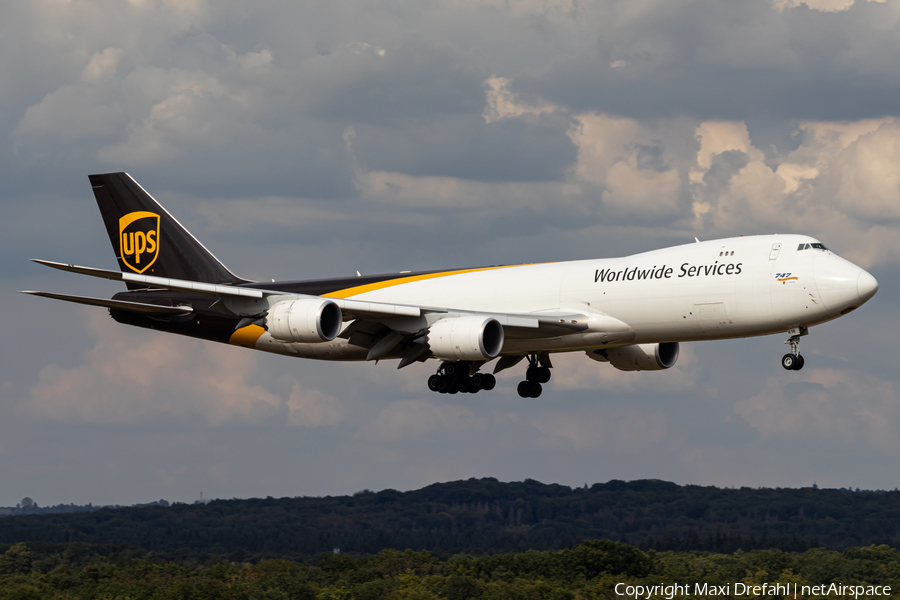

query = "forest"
[1,478,898,558]
[2,538,899,599]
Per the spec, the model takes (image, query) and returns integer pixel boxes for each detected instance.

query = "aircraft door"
[769,243,782,260]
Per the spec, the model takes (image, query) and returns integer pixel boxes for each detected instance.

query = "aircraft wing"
[29,260,592,334]
[30,259,422,318]
[19,290,194,316]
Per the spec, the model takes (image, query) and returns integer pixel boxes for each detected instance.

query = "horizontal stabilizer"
[19,291,194,316]
[31,259,265,298]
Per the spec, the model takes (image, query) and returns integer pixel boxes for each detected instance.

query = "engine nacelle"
[266,298,343,343]
[427,316,505,361]
[588,342,679,371]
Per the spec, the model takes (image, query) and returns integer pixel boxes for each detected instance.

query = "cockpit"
[797,242,828,251]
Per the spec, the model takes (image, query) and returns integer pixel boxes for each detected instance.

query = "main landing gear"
[517,353,552,398]
[428,361,496,394]
[781,327,808,371]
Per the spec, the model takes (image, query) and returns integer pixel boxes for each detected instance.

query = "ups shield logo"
[119,211,160,273]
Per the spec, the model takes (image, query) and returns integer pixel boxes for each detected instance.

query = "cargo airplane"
[22,173,879,397]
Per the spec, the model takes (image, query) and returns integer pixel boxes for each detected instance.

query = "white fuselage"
[251,234,877,361]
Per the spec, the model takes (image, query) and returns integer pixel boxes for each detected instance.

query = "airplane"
[22,173,879,398]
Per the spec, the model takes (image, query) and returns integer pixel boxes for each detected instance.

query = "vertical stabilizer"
[89,172,246,286]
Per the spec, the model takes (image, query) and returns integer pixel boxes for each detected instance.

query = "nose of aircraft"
[814,255,877,314]
[857,270,879,303]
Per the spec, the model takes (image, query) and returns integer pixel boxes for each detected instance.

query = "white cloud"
[359,398,487,442]
[26,310,281,425]
[687,118,900,268]
[828,120,900,220]
[483,77,555,123]
[286,383,344,427]
[530,407,668,450]
[81,47,123,82]
[442,0,578,18]
[570,114,686,220]
[734,367,900,454]
[772,0,885,13]
[693,121,764,172]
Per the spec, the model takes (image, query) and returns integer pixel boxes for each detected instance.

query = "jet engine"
[267,298,343,343]
[588,342,679,371]
[427,316,505,361]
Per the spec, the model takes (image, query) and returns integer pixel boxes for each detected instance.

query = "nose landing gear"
[428,361,496,394]
[517,353,552,397]
[781,327,808,371]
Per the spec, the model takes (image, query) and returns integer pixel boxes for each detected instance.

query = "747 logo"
[775,272,799,283]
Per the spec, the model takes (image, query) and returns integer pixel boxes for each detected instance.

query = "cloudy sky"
[1,0,899,507]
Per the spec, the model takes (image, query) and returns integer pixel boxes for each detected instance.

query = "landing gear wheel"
[444,362,466,378]
[517,380,542,398]
[481,374,496,391]
[471,373,485,390]
[428,375,441,392]
[519,352,551,398]
[536,366,551,384]
[781,327,808,372]
[447,378,461,394]
[781,353,797,370]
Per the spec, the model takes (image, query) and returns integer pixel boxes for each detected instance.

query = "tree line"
[0,478,898,558]
[2,538,899,599]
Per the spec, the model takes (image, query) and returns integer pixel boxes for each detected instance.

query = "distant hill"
[0,498,170,518]
[1,478,898,559]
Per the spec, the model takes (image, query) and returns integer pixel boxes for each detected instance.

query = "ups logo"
[119,211,160,273]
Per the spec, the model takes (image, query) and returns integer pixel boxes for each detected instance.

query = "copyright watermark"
[614,582,892,599]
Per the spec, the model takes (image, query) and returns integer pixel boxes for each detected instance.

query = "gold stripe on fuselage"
[321,265,521,299]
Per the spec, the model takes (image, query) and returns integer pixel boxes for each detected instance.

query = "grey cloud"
[308,42,489,126]
[515,0,900,122]
[352,113,578,182]
[703,149,751,188]
[633,144,672,173]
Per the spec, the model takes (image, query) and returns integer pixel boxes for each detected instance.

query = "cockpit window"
[797,242,828,251]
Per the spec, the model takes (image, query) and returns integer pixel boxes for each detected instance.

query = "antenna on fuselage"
[694,237,700,243]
